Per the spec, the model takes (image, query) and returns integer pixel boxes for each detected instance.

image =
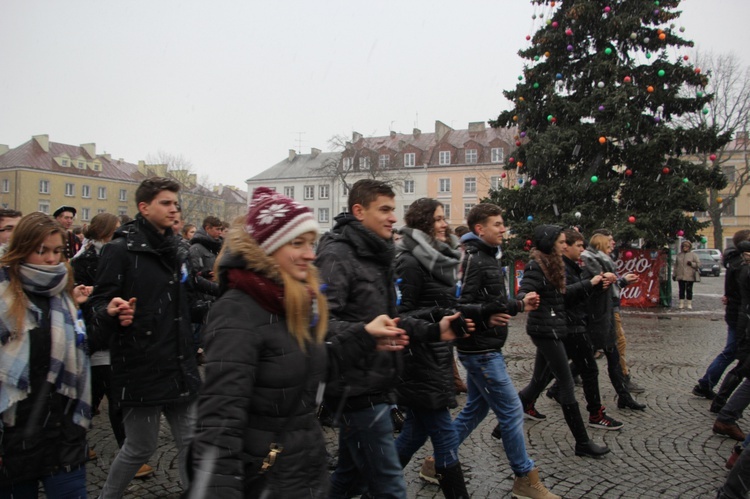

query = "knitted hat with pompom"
[245,187,319,255]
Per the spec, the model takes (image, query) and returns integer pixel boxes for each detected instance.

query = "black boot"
[617,392,646,411]
[546,382,561,405]
[436,462,469,499]
[561,402,610,458]
[711,371,742,414]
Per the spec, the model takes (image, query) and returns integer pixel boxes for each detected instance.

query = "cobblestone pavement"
[83,277,735,498]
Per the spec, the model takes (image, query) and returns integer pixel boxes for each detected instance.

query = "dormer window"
[61,159,69,167]
[77,161,85,169]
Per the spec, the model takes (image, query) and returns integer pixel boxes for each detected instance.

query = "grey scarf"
[397,227,461,286]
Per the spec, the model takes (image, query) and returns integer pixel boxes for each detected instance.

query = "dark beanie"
[533,225,563,254]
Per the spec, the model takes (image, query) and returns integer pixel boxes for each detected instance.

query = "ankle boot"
[679,299,685,309]
[546,382,561,405]
[617,392,647,411]
[436,462,469,499]
[711,371,742,413]
[561,402,610,458]
[687,300,693,310]
[511,467,560,499]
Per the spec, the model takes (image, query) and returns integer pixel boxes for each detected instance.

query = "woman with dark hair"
[517,225,610,458]
[393,197,470,498]
[0,212,92,496]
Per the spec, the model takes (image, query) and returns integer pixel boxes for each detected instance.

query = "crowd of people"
[0,176,744,498]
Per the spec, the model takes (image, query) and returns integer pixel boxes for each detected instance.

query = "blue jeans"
[395,407,460,469]
[453,351,534,476]
[329,403,407,499]
[698,325,737,389]
[0,465,86,499]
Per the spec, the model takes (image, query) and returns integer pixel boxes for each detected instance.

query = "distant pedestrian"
[673,240,700,309]
[54,205,81,259]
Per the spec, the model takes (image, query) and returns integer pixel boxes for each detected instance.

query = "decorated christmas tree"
[489,0,729,257]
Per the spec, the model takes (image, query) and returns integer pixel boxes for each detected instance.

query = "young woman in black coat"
[517,225,610,458]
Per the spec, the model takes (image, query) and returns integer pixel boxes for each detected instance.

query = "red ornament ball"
[695,68,701,74]
[531,179,538,186]
[526,35,531,41]
[710,154,717,161]
[501,173,507,178]
[625,169,633,176]
[628,216,636,224]
[624,76,632,83]
[677,230,684,237]
[624,251,633,259]
[662,167,670,174]
[509,157,515,163]
[516,141,522,147]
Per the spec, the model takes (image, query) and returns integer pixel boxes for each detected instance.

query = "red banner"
[513,249,665,308]
[615,249,664,308]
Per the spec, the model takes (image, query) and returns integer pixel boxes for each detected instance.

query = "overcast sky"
[1,0,748,188]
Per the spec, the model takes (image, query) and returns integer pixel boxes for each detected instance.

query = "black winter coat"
[0,292,87,486]
[190,289,328,498]
[518,259,568,340]
[87,216,201,407]
[188,228,222,304]
[454,235,523,353]
[315,213,439,412]
[563,256,596,335]
[580,249,616,350]
[71,244,109,353]
[724,248,744,328]
[395,250,457,410]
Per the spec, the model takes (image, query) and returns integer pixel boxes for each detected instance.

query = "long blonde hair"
[0,212,74,336]
[589,233,611,253]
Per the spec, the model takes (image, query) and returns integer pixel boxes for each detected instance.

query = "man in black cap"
[54,205,81,259]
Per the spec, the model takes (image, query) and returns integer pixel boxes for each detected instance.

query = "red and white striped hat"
[245,186,319,255]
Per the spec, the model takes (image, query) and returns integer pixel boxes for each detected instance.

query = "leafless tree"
[683,52,750,249]
[145,150,216,223]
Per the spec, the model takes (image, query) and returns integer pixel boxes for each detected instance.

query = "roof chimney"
[413,128,421,138]
[390,131,397,138]
[33,134,49,152]
[352,132,363,143]
[288,149,297,162]
[468,122,486,133]
[435,121,453,141]
[311,147,321,158]
[80,142,96,158]
[0,145,8,156]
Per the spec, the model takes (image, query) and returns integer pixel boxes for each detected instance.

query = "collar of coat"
[216,225,283,286]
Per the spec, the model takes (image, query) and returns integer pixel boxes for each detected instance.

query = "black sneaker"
[693,384,717,400]
[524,404,547,421]
[391,407,405,433]
[588,408,624,431]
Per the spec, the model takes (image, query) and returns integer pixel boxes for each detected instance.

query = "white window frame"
[39,180,50,194]
[359,156,370,170]
[319,184,330,200]
[464,177,477,193]
[439,151,451,165]
[443,203,451,220]
[61,159,69,167]
[38,201,50,214]
[118,206,128,216]
[438,178,451,193]
[318,207,329,224]
[404,180,415,194]
[119,189,127,202]
[304,185,314,200]
[1,179,9,193]
[490,176,501,190]
[77,161,85,169]
[81,207,90,221]
[491,147,504,163]
[404,153,416,168]
[342,157,353,171]
[98,186,107,200]
[82,185,91,199]
[284,186,295,198]
[466,149,478,164]
[464,203,476,219]
[379,154,389,169]
[65,183,74,197]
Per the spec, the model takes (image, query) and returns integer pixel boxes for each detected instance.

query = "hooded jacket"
[315,213,440,412]
[189,228,328,499]
[87,215,201,407]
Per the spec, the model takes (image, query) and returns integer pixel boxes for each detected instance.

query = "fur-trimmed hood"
[215,225,282,289]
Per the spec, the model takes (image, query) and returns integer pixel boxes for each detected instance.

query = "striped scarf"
[0,263,91,428]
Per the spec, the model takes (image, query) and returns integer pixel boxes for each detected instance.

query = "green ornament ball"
[590,175,599,183]
[701,236,707,243]
[658,69,666,77]
[654,0,660,5]
[702,108,710,115]
[533,82,540,89]
[547,115,554,121]
[518,75,523,81]
[697,91,704,98]
[605,48,613,55]
[534,55,540,61]
[646,52,652,59]
[682,177,689,183]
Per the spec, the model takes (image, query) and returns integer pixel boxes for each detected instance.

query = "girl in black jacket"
[189,188,330,498]
[517,225,610,458]
[394,198,469,498]
[0,212,92,497]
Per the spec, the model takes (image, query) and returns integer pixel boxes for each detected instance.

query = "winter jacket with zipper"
[673,250,701,282]
[189,233,328,499]
[188,227,222,303]
[518,259,568,340]
[394,248,457,410]
[724,247,744,329]
[87,216,201,407]
[71,244,110,354]
[563,256,596,335]
[315,213,440,412]
[0,290,87,487]
[580,248,616,349]
[454,234,523,354]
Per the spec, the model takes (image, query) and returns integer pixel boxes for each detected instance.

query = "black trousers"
[678,280,694,300]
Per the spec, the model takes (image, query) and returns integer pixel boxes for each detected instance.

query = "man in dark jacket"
[694,230,750,406]
[187,215,222,363]
[89,177,201,498]
[316,180,456,499]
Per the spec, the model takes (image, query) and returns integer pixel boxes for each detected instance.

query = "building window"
[464,177,477,193]
[39,180,50,194]
[118,206,128,216]
[319,185,329,199]
[77,161,85,169]
[439,151,451,165]
[304,185,314,200]
[61,159,69,167]
[119,189,127,202]
[403,204,411,214]
[404,153,416,167]
[98,186,107,199]
[343,157,353,171]
[466,149,478,164]
[722,198,736,217]
[64,183,74,197]
[723,165,736,182]
[359,157,371,170]
[38,201,50,214]
[491,148,504,163]
[464,203,476,219]
[379,154,390,169]
[444,203,451,220]
[82,185,91,198]
[284,186,295,198]
[318,208,329,223]
[404,180,415,194]
[491,176,501,190]
[81,208,90,221]
[97,208,106,214]
[1,179,9,193]
[439,178,451,193]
